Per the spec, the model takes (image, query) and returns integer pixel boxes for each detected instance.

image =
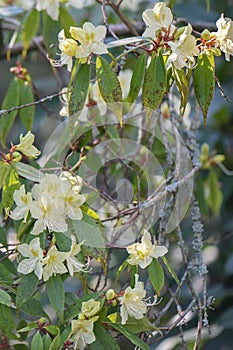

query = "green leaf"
[127,54,147,103]
[161,256,180,288]
[49,333,60,350]
[173,67,190,116]
[16,272,38,308]
[0,162,11,189]
[194,53,215,124]
[205,168,223,216]
[46,275,65,321]
[2,165,20,209]
[0,289,12,307]
[54,232,71,252]
[0,263,14,284]
[89,323,121,350]
[22,9,40,56]
[59,6,76,37]
[15,162,44,182]
[0,304,15,336]
[42,11,61,54]
[110,323,150,350]
[107,313,158,334]
[21,298,49,319]
[148,258,164,296]
[43,334,52,350]
[96,56,122,125]
[142,52,166,115]
[68,63,91,116]
[31,331,44,350]
[18,321,38,333]
[0,78,20,148]
[18,80,35,130]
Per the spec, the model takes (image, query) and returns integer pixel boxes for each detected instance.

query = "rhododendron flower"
[10,185,32,222]
[36,0,60,21]
[57,29,78,72]
[17,237,43,279]
[42,245,67,281]
[119,274,147,324]
[70,22,108,58]
[71,318,97,350]
[15,131,40,158]
[60,180,85,220]
[127,230,168,269]
[66,236,87,276]
[60,171,83,194]
[167,24,200,69]
[142,2,174,39]
[215,13,233,61]
[30,194,67,235]
[80,299,101,319]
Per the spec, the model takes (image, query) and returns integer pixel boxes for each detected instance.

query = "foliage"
[0,0,233,349]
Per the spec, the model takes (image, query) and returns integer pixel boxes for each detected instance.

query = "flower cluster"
[71,298,101,349]
[126,230,168,269]
[54,22,107,71]
[11,171,85,235]
[142,2,233,68]
[17,235,87,281]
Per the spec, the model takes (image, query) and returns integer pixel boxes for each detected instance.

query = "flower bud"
[106,289,115,300]
[201,29,211,41]
[212,154,225,163]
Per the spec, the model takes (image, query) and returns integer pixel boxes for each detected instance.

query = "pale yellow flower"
[30,194,67,235]
[15,131,41,159]
[10,185,32,222]
[42,245,67,281]
[215,13,233,61]
[36,0,60,21]
[80,299,101,319]
[127,230,168,269]
[142,2,174,39]
[71,318,97,350]
[167,24,200,69]
[57,29,78,72]
[17,237,43,279]
[119,274,147,325]
[60,171,83,194]
[70,22,108,58]
[66,235,87,276]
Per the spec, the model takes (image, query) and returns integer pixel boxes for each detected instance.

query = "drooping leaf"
[205,168,223,216]
[59,6,76,37]
[0,162,11,189]
[194,53,215,124]
[148,258,164,296]
[22,9,40,57]
[16,272,38,308]
[173,67,190,116]
[2,165,20,209]
[46,275,65,321]
[15,162,44,183]
[42,11,61,54]
[127,54,147,104]
[0,78,20,148]
[89,323,121,350]
[161,256,180,288]
[107,313,158,334]
[110,323,150,350]
[142,52,166,115]
[96,56,122,125]
[0,304,15,336]
[69,63,91,116]
[31,331,44,350]
[18,80,35,130]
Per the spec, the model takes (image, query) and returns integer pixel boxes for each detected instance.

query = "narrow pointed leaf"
[16,272,38,308]
[173,67,190,116]
[127,54,147,103]
[148,258,164,296]
[96,56,122,124]
[69,63,91,116]
[31,331,44,350]
[194,54,215,124]
[142,53,166,113]
[110,323,150,350]
[161,256,180,288]
[0,78,20,148]
[46,275,65,321]
[22,9,40,56]
[18,80,35,130]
